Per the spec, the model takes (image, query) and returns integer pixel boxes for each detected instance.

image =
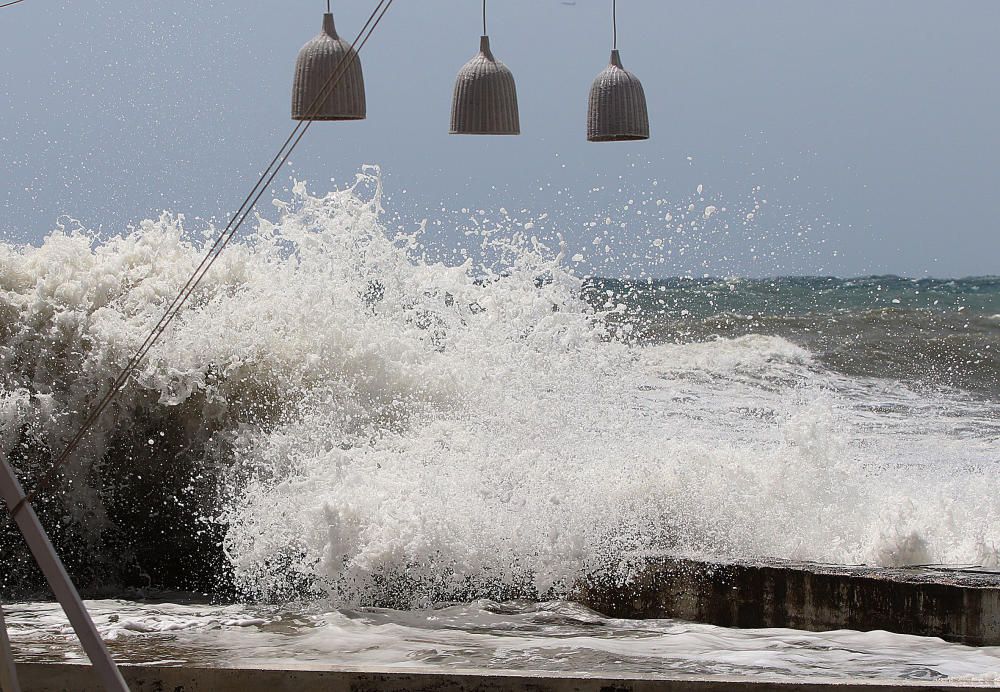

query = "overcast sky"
[1,1,998,278]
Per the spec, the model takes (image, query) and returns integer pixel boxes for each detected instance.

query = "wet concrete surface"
[577,558,1000,646]
[13,663,1000,692]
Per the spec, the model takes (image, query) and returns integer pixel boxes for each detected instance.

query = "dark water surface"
[585,276,1000,398]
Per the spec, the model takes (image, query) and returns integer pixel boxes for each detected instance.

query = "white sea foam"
[5,600,1000,680]
[1,168,998,606]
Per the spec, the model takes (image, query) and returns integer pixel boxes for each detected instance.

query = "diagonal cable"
[6,0,395,521]
[34,0,389,448]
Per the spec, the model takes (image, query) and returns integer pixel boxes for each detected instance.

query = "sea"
[1,169,998,680]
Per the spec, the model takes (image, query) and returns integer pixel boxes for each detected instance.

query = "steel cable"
[613,0,618,50]
[6,0,395,522]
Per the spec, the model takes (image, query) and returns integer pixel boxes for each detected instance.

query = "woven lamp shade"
[450,36,520,136]
[292,12,366,121]
[587,50,649,142]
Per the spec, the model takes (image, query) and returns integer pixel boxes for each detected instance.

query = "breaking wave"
[1,167,998,605]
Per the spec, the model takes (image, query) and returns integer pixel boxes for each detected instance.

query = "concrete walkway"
[13,663,1000,692]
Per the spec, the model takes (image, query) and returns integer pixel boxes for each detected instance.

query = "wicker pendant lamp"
[450,0,520,135]
[587,0,649,142]
[292,0,366,121]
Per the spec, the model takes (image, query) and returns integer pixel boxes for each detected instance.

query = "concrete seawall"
[577,558,1000,646]
[10,559,1000,691]
[14,663,1000,692]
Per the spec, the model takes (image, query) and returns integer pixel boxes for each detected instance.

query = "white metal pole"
[0,602,21,692]
[0,459,129,692]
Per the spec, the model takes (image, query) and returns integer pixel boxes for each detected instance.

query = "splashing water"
[1,167,998,606]
[6,599,1000,681]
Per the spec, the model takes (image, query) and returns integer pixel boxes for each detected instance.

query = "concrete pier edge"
[14,663,1000,692]
[10,558,1000,690]
[576,557,1000,647]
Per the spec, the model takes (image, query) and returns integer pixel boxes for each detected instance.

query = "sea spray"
[1,167,998,604]
[217,171,1000,604]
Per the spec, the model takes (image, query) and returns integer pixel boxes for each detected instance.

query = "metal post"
[0,602,21,692]
[0,460,129,691]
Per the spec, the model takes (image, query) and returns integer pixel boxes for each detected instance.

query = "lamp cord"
[4,0,396,525]
[612,0,618,50]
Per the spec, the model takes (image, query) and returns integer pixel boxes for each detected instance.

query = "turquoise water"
[585,275,1000,396]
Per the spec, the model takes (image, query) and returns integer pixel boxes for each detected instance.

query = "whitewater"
[1,167,998,607]
[6,599,1000,681]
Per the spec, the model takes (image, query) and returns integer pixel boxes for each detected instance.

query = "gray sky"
[1,0,998,278]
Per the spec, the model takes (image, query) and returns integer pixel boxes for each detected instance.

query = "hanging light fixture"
[450,0,520,135]
[587,0,649,142]
[292,0,366,121]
